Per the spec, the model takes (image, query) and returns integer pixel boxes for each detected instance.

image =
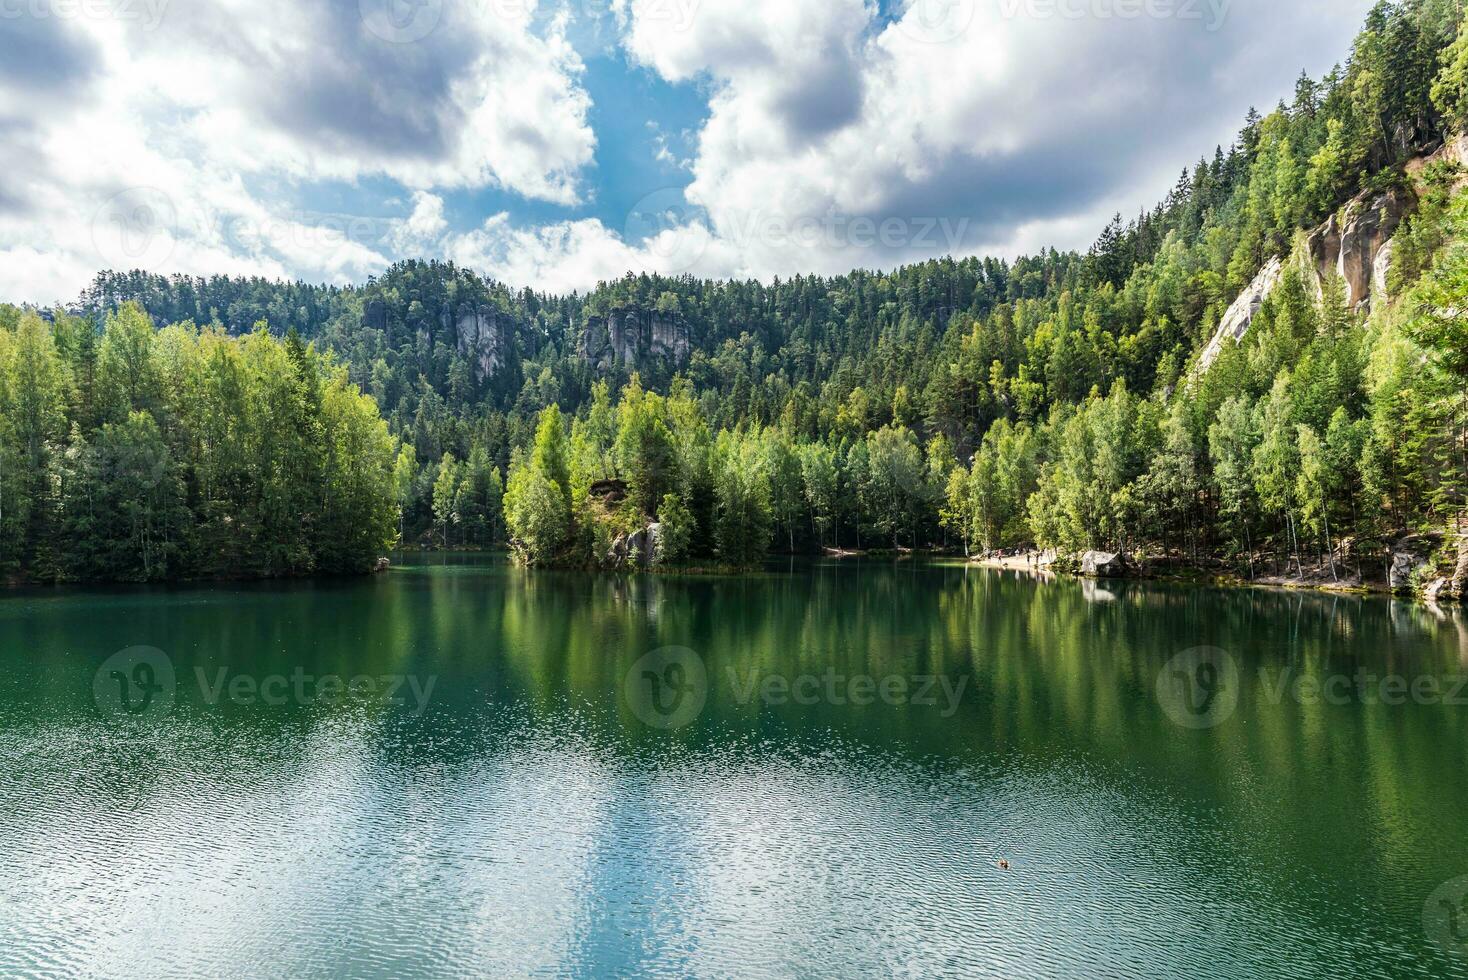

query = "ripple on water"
[1,699,1461,978]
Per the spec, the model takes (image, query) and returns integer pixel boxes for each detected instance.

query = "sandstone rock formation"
[1198,182,1414,376]
[450,303,505,381]
[580,309,690,372]
[360,297,508,383]
[1388,535,1437,594]
[1314,186,1411,310]
[364,298,388,334]
[608,523,662,568]
[1197,257,1284,374]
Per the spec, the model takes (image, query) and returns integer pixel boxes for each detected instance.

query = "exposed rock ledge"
[1305,186,1412,310]
[1197,256,1284,374]
[579,309,690,372]
[1195,137,1468,380]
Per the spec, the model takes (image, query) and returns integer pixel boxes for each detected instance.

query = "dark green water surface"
[4,555,1468,977]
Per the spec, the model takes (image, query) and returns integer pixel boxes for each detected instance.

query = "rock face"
[580,309,690,371]
[1456,539,1468,594]
[364,299,388,334]
[451,303,505,381]
[1451,524,1468,602]
[360,298,508,382]
[1406,133,1468,184]
[1372,238,1396,302]
[1327,187,1411,310]
[1197,256,1284,373]
[1080,551,1126,578]
[627,526,652,565]
[608,524,661,568]
[1388,535,1437,594]
[1198,182,1414,378]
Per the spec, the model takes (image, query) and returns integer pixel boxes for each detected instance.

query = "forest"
[0,304,398,581]
[4,0,1468,586]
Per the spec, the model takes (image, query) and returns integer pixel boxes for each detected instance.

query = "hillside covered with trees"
[6,0,1468,590]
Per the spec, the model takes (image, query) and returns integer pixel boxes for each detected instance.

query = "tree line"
[0,303,397,582]
[25,0,1468,577]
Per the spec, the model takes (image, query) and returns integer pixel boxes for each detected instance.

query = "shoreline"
[967,551,1466,606]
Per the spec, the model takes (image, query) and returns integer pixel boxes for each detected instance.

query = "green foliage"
[712,432,772,568]
[1432,15,1468,129]
[16,0,1468,577]
[0,303,397,582]
[654,493,693,566]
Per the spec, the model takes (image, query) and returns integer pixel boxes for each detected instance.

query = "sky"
[0,0,1377,305]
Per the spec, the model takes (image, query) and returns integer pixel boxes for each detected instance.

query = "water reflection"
[0,558,1466,977]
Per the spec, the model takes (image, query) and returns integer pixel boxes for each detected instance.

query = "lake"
[3,555,1468,977]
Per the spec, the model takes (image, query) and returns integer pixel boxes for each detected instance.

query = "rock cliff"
[1197,257,1284,374]
[1191,132,1468,379]
[1304,186,1412,310]
[579,309,690,372]
[448,303,506,381]
[359,297,510,383]
[1197,180,1416,376]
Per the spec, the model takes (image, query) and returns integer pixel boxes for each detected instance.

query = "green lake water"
[4,554,1468,977]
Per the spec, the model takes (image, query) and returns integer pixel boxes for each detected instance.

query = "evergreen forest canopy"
[4,0,1468,580]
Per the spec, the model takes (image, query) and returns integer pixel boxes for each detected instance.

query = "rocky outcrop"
[451,303,506,381]
[588,479,629,506]
[1455,531,1468,598]
[1406,133,1468,185]
[1304,186,1412,310]
[1336,188,1411,310]
[1388,535,1438,594]
[1420,524,1468,604]
[1198,182,1413,378]
[359,297,508,381]
[1080,550,1127,578]
[608,523,662,568]
[1197,256,1284,373]
[1441,522,1468,603]
[627,526,653,565]
[364,298,388,334]
[580,309,690,372]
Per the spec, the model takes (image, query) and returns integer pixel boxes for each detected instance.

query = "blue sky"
[0,0,1374,303]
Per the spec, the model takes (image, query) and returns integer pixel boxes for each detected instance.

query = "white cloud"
[445,211,741,295]
[0,0,1384,304]
[603,0,1377,281]
[394,191,449,251]
[0,0,596,304]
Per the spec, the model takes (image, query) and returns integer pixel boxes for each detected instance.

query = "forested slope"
[7,0,1468,592]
